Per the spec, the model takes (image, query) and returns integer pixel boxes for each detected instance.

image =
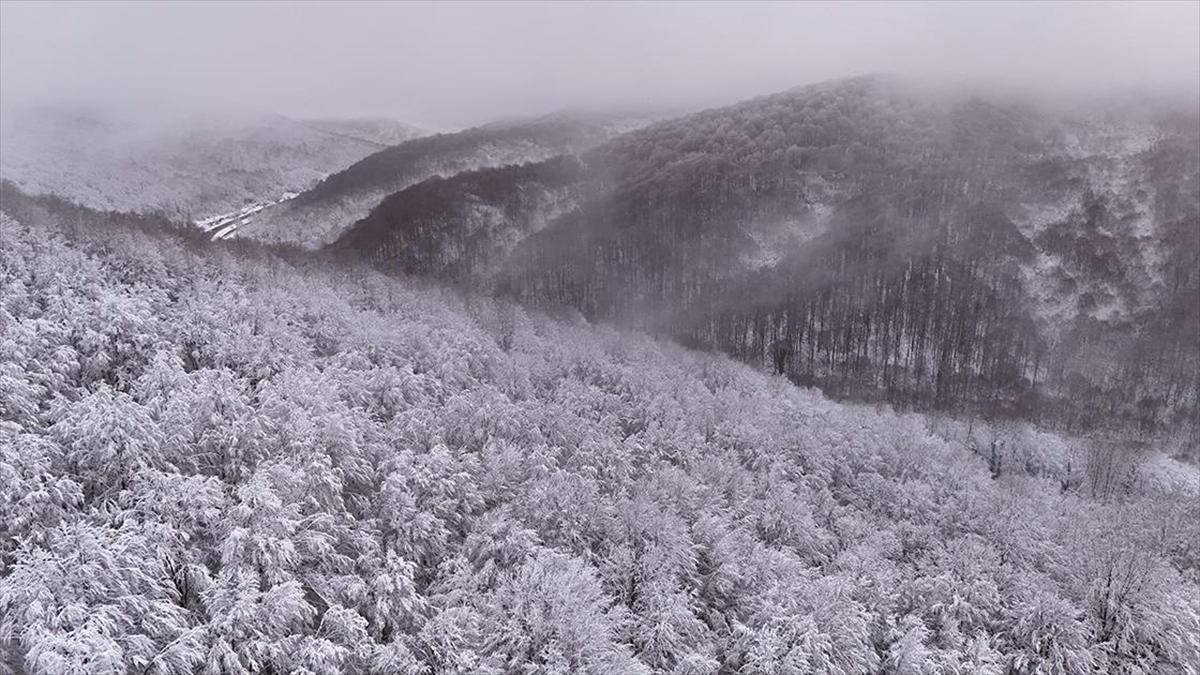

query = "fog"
[2,0,1197,130]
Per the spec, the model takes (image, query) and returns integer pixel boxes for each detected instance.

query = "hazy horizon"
[2,0,1198,130]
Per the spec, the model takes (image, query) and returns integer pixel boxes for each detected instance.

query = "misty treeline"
[2,185,1199,674]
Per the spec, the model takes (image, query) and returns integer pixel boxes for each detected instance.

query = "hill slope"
[333,156,586,284]
[235,111,660,248]
[334,76,1200,437]
[2,186,1198,674]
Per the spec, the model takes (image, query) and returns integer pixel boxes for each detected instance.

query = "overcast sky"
[2,1,1197,130]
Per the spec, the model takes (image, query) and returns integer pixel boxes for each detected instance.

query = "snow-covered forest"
[2,188,1198,674]
[334,77,1200,440]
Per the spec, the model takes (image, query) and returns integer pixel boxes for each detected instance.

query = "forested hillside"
[238,111,654,248]
[334,76,1200,446]
[2,185,1199,674]
[334,156,585,284]
[0,106,424,220]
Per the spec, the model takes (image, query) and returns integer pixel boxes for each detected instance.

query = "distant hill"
[332,76,1200,438]
[0,105,425,219]
[234,110,663,248]
[333,156,585,283]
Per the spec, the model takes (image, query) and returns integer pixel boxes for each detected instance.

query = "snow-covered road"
[193,191,298,240]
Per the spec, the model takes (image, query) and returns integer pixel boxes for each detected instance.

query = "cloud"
[2,0,1197,128]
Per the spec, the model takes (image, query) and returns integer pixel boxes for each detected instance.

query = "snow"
[192,197,291,240]
[1013,118,1173,331]
[1019,252,1074,332]
[4,181,1199,674]
[1012,200,1073,238]
[740,203,834,271]
[1138,452,1200,496]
